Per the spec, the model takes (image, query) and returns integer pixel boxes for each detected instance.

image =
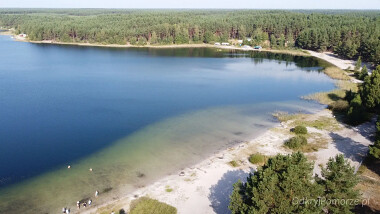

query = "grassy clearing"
[323,66,350,80]
[263,48,310,56]
[291,116,341,132]
[130,197,177,214]
[274,112,341,132]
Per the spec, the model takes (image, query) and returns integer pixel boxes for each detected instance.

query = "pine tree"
[229,153,323,214]
[358,65,368,80]
[355,56,362,72]
[360,66,380,110]
[317,154,359,214]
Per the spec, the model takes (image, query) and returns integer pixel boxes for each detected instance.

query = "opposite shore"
[1,30,310,56]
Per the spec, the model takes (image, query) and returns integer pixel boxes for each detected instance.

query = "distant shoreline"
[0,30,310,56]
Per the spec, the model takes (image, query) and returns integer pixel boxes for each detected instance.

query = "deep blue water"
[0,35,334,190]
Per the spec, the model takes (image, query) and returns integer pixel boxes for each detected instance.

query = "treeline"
[0,9,379,64]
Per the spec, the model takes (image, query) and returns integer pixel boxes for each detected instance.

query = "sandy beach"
[308,50,373,71]
[79,109,375,214]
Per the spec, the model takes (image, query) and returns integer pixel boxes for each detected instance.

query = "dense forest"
[0,9,379,64]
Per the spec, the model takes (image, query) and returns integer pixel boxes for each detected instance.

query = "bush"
[292,125,308,135]
[328,100,349,112]
[248,153,266,164]
[130,197,177,214]
[228,160,239,167]
[284,136,307,149]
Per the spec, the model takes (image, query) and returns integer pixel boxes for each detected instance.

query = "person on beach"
[111,211,115,214]
[66,208,70,214]
[83,202,87,208]
[77,201,80,209]
[95,190,99,197]
[88,199,92,206]
[62,207,66,213]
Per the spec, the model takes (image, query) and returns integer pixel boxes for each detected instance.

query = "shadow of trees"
[208,169,250,214]
[329,133,369,163]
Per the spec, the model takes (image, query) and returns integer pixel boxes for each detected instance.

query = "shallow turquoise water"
[0,35,334,213]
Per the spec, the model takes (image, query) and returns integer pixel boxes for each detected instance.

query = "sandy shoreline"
[308,50,373,71]
[80,109,375,214]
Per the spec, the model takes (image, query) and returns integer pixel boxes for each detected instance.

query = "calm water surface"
[0,35,334,213]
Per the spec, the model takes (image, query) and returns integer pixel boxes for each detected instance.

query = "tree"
[229,152,323,214]
[360,66,380,110]
[369,116,380,158]
[358,65,368,80]
[230,153,361,214]
[150,31,158,44]
[355,56,362,72]
[346,94,367,124]
[270,34,277,48]
[316,154,360,213]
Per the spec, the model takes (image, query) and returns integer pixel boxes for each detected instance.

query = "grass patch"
[248,153,267,164]
[228,160,239,167]
[303,89,346,105]
[303,81,357,106]
[300,133,329,152]
[291,116,341,132]
[323,66,350,80]
[264,49,310,56]
[165,186,173,192]
[273,112,307,122]
[130,197,177,214]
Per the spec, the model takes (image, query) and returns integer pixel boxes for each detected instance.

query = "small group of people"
[62,207,70,213]
[76,199,92,209]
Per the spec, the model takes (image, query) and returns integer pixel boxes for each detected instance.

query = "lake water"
[0,35,335,213]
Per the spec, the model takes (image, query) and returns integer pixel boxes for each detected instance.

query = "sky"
[1,0,380,9]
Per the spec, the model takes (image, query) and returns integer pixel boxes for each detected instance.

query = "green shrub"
[228,160,239,167]
[328,100,349,112]
[130,197,177,214]
[284,136,307,149]
[292,125,308,135]
[248,153,266,164]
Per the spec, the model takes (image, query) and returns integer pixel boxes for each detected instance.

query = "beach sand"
[308,50,373,71]
[81,109,375,214]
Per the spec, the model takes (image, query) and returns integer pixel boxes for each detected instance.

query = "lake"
[0,35,334,213]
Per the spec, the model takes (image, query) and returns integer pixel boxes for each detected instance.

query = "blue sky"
[1,0,380,9]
